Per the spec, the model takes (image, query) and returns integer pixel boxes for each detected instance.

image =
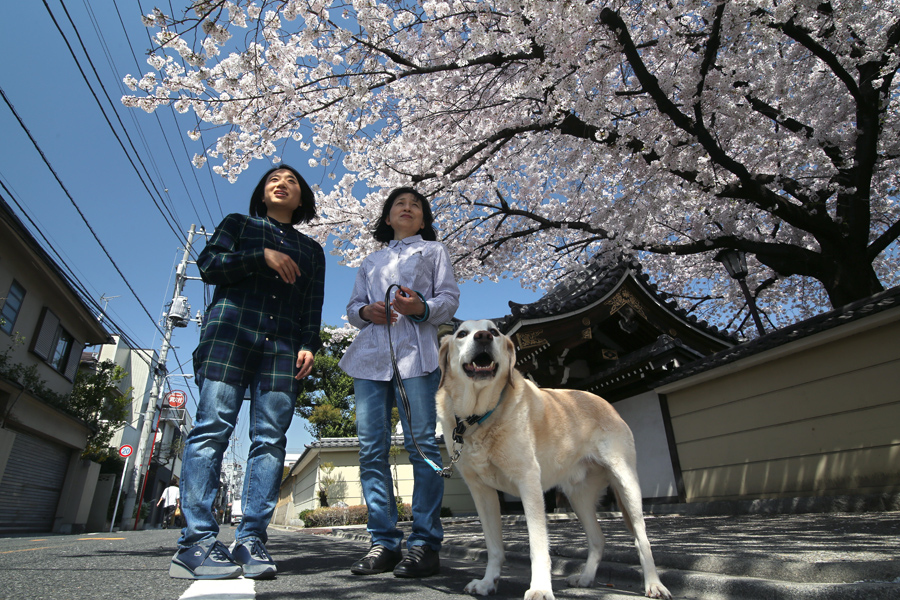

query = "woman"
[339,187,460,578]
[170,165,325,580]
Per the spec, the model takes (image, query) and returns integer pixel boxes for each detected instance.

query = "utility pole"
[121,225,202,528]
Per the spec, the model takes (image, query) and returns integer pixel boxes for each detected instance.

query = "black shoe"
[393,545,440,578]
[350,545,403,575]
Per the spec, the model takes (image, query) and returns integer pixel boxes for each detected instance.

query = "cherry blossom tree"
[123,0,900,334]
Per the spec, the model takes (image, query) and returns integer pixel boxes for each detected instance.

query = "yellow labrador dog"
[436,320,671,600]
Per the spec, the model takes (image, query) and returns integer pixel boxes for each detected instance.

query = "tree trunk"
[820,253,884,308]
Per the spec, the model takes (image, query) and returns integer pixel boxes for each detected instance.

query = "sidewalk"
[299,510,900,599]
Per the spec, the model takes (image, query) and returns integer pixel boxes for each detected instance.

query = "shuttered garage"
[0,430,71,533]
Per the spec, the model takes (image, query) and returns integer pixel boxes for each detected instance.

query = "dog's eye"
[489,328,499,337]
[456,329,468,338]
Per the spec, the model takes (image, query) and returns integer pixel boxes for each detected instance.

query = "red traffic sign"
[119,444,133,458]
[166,391,186,408]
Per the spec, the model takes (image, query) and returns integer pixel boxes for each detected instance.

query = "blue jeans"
[177,376,294,549]
[354,370,444,551]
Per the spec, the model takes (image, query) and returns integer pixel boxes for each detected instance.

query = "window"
[50,329,74,372]
[31,307,81,381]
[1,280,26,335]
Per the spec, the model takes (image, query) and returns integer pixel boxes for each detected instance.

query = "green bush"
[300,503,414,528]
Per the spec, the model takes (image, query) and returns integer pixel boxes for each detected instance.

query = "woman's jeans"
[354,370,444,551]
[177,376,294,549]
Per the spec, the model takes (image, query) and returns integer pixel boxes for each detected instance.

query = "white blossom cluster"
[122,0,900,335]
[322,321,358,348]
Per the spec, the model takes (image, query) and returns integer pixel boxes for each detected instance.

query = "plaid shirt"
[192,213,325,394]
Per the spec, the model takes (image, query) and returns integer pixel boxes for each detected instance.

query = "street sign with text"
[166,391,186,408]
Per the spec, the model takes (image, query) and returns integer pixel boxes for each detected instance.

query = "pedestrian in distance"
[339,187,460,578]
[157,478,180,529]
[169,164,325,581]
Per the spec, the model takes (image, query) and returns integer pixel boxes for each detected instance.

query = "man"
[157,479,180,529]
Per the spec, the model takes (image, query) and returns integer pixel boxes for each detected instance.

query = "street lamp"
[714,249,766,336]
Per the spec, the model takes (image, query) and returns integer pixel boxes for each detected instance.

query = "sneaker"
[230,539,277,579]
[350,544,403,575]
[169,540,243,580]
[393,545,440,578]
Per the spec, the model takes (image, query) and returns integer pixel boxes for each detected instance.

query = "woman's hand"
[295,350,314,379]
[361,301,397,325]
[392,286,426,318]
[264,248,301,284]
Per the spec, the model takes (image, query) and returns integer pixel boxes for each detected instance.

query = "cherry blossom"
[122,0,900,337]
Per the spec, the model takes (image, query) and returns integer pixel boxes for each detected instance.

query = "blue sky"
[0,2,542,457]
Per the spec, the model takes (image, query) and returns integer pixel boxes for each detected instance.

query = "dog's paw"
[646,582,673,599]
[566,573,594,588]
[464,578,497,596]
[523,588,555,600]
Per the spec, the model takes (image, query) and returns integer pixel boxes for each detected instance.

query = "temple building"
[497,257,735,401]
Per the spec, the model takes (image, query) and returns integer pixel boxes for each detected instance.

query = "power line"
[0,85,165,334]
[40,0,187,244]
[115,0,224,229]
[0,188,159,378]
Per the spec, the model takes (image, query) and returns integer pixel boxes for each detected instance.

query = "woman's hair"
[249,164,316,224]
[372,187,437,243]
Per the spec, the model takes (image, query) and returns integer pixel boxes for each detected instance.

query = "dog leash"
[384,284,452,478]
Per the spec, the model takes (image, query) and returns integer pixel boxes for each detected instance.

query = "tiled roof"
[499,256,733,340]
[657,285,900,386]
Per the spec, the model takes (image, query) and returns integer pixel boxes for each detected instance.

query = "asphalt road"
[0,526,665,600]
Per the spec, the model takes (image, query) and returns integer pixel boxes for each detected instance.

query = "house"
[82,336,193,530]
[274,435,476,525]
[0,195,112,533]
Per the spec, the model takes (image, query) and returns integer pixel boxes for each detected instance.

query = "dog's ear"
[505,335,517,388]
[438,335,451,388]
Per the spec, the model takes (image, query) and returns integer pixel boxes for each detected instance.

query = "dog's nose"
[474,330,494,345]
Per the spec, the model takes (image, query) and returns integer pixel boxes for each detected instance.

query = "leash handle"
[384,284,446,477]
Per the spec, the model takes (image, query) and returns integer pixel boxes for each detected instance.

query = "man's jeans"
[177,377,294,549]
[354,370,444,551]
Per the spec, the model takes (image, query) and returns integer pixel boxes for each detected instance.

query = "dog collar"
[452,389,506,445]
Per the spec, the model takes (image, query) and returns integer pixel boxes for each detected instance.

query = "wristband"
[407,291,430,323]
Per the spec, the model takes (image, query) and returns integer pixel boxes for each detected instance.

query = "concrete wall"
[276,442,478,525]
[659,308,900,503]
[612,391,678,500]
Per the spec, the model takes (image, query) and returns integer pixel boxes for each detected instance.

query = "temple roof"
[500,256,735,343]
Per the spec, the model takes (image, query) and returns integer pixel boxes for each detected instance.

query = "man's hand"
[361,301,397,325]
[392,286,426,318]
[264,248,302,284]
[295,350,314,379]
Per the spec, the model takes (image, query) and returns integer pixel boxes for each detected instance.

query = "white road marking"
[178,577,255,599]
